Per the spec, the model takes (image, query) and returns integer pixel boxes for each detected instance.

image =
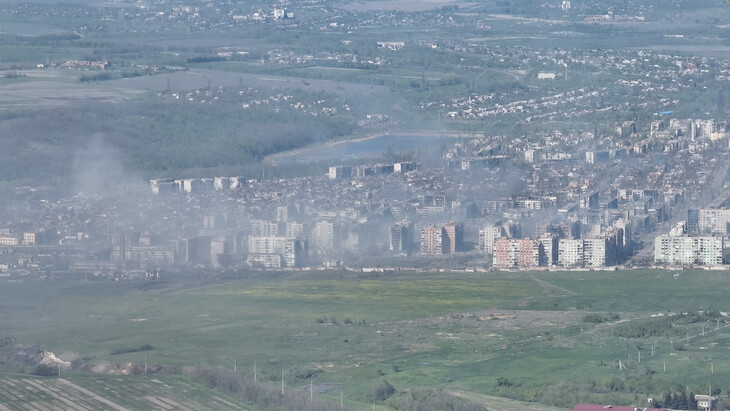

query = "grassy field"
[1,269,730,409]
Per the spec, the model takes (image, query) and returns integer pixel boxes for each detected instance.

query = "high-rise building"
[654,235,723,266]
[478,226,505,255]
[314,220,335,251]
[276,206,289,223]
[328,166,352,180]
[493,238,541,269]
[248,236,307,267]
[493,238,518,268]
[697,209,730,237]
[538,235,558,266]
[558,239,583,268]
[420,225,443,256]
[579,192,599,209]
[251,220,279,237]
[583,238,617,267]
[210,236,227,268]
[442,222,463,254]
[284,222,304,238]
[389,220,413,253]
[687,209,700,235]
[524,149,543,163]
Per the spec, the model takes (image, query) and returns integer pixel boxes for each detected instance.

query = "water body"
[269,134,450,164]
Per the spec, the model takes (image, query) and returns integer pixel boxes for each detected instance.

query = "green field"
[1,269,730,409]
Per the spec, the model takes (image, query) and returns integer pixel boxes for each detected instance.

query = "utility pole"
[234,358,237,373]
[254,360,257,383]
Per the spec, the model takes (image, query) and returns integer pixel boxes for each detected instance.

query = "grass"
[1,269,730,409]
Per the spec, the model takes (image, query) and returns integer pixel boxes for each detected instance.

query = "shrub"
[394,388,486,411]
[33,364,58,376]
[367,378,395,402]
[582,313,620,323]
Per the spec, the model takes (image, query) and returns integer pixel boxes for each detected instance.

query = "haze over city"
[0,0,729,410]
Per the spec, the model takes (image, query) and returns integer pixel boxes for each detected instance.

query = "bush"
[33,364,58,376]
[111,344,154,355]
[582,313,620,323]
[496,376,515,387]
[367,378,395,402]
[394,388,486,411]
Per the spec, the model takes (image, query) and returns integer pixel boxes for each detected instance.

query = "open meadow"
[0,269,730,409]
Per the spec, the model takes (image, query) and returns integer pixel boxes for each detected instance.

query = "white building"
[583,238,611,267]
[697,209,730,237]
[246,254,282,269]
[328,166,352,180]
[251,220,279,237]
[248,236,302,267]
[558,239,583,267]
[0,236,19,246]
[22,232,37,246]
[314,221,335,252]
[654,235,724,266]
[478,226,504,255]
[284,222,304,238]
[214,177,230,191]
[524,149,543,163]
[537,72,556,80]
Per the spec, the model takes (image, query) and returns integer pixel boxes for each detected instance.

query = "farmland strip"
[155,397,184,408]
[29,401,54,411]
[21,379,88,411]
[56,379,129,411]
[142,395,173,410]
[212,396,241,409]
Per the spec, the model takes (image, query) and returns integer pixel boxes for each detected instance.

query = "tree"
[676,391,688,410]
[688,391,698,410]
[367,378,395,402]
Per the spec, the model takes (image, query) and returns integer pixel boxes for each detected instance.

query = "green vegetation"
[612,311,723,339]
[0,269,729,409]
[111,344,154,355]
[582,313,620,323]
